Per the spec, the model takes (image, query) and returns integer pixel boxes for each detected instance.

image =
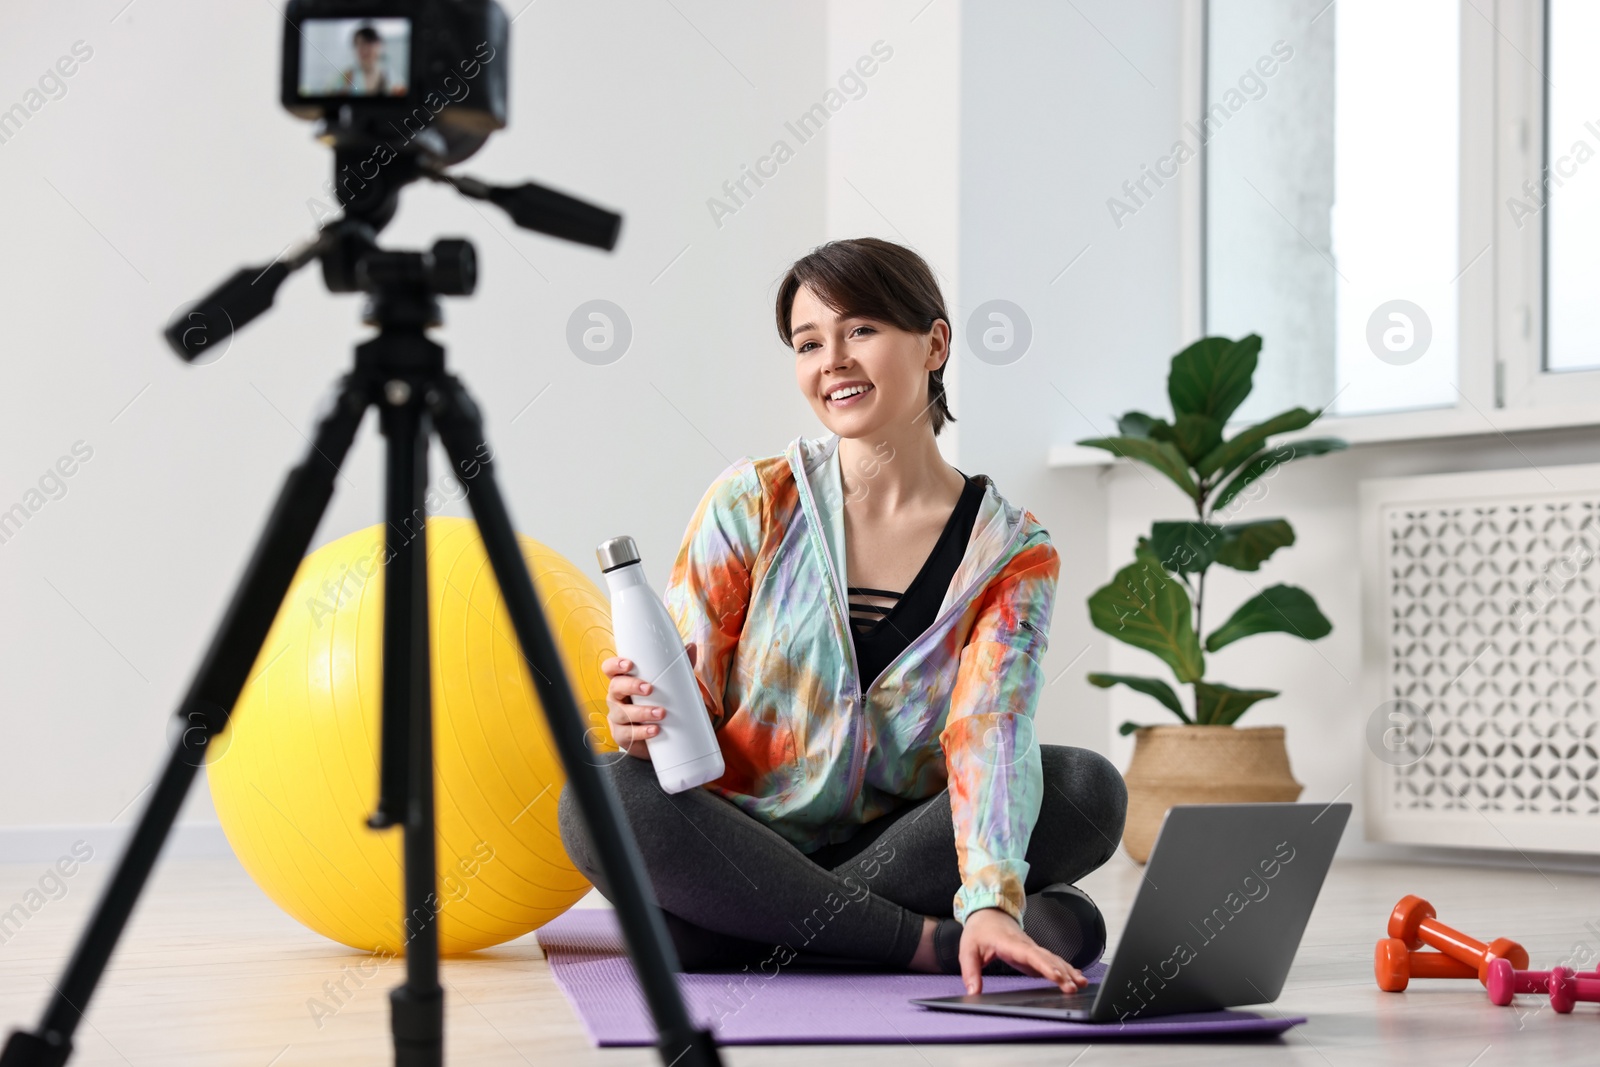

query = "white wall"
[0,0,1286,857]
[955,0,1191,752]
[0,0,827,856]
[9,1,1583,873]
[825,0,964,460]
[4,0,1177,859]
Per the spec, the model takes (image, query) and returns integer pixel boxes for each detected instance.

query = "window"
[1206,0,1461,422]
[1543,0,1600,373]
[1329,2,1460,417]
[1201,0,1600,441]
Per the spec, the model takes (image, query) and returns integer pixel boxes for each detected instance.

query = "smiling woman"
[776,237,956,440]
[559,236,1128,997]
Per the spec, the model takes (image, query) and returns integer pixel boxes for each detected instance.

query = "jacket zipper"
[788,439,1029,812]
[845,519,1026,815]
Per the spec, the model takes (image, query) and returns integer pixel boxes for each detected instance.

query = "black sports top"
[847,470,986,690]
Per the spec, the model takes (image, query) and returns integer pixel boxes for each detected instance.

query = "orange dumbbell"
[1387,895,1528,985]
[1374,937,1479,991]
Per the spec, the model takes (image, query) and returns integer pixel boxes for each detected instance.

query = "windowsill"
[1047,400,1600,468]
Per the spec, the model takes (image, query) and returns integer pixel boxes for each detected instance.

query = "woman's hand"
[959,907,1089,996]
[600,646,698,760]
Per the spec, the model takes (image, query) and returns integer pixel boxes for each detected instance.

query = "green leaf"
[1210,437,1348,516]
[1168,413,1225,465]
[1212,519,1296,572]
[1118,720,1143,736]
[1195,407,1321,480]
[1076,437,1199,500]
[1193,681,1280,726]
[1149,522,1225,576]
[1168,335,1261,426]
[1087,550,1206,683]
[1205,584,1333,652]
[1116,411,1172,439]
[1087,672,1191,722]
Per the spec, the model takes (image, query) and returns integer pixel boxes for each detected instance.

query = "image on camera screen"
[298,17,411,98]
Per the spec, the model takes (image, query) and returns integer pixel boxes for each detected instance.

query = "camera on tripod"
[156,0,620,362]
[3,5,721,1066]
[280,0,509,166]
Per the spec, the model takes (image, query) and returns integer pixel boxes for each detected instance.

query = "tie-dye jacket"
[662,432,1061,925]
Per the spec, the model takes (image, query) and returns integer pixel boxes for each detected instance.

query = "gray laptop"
[912,802,1350,1024]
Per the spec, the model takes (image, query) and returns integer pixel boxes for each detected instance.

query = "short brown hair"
[775,237,956,437]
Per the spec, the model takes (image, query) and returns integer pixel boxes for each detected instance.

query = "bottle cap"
[596,536,641,572]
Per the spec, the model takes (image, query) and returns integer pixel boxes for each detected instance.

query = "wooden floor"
[1,850,1596,1065]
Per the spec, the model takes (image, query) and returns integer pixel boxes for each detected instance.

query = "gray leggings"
[556,745,1128,971]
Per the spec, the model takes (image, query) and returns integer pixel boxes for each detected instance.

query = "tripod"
[0,149,721,1067]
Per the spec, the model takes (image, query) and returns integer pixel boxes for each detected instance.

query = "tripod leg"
[429,377,721,1067]
[0,377,371,1067]
[371,381,444,1067]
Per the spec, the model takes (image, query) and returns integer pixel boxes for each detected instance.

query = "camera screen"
[297,17,411,98]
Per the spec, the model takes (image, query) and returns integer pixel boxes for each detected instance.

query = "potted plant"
[1077,334,1347,862]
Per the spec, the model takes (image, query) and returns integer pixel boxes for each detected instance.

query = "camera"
[158,0,617,360]
[280,0,508,165]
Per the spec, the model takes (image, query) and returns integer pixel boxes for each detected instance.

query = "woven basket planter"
[1121,724,1304,863]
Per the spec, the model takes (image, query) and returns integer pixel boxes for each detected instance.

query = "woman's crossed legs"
[556,744,1128,971]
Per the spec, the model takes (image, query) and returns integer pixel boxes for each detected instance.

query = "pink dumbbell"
[1486,958,1600,1006]
[1549,967,1600,1014]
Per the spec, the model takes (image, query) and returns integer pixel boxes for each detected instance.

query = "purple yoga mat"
[537,908,1305,1045]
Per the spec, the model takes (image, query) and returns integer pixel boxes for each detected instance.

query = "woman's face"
[789,285,948,439]
[356,38,384,73]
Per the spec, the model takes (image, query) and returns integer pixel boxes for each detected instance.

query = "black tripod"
[0,146,721,1067]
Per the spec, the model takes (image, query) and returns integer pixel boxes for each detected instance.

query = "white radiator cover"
[1360,462,1600,853]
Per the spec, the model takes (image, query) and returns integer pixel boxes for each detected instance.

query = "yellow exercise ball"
[207,516,619,955]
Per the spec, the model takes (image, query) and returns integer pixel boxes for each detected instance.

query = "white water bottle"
[596,536,725,793]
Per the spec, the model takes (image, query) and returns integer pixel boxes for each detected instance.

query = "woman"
[328,25,402,97]
[558,237,1127,996]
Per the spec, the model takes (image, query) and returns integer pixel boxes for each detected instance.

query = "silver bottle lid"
[596,535,641,573]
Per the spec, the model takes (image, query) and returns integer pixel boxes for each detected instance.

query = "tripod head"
[164,117,622,360]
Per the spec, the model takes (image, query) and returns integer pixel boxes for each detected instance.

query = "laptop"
[912,802,1350,1024]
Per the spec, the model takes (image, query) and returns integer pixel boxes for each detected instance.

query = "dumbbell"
[1375,937,1479,991]
[1387,895,1528,984]
[1549,967,1600,1014]
[1486,959,1600,1006]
